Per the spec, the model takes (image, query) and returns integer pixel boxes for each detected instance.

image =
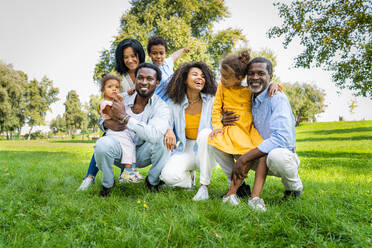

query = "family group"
[77,36,303,212]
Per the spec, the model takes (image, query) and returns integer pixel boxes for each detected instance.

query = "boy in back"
[147,35,191,101]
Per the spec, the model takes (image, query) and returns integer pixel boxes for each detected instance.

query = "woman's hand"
[209,129,224,140]
[268,82,281,97]
[164,129,177,151]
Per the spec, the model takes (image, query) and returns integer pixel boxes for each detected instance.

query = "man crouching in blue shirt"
[226,57,303,210]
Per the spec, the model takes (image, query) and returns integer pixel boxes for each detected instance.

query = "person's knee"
[267,148,298,176]
[160,165,183,185]
[94,137,114,156]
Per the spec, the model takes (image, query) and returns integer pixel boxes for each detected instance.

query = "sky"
[0,0,371,124]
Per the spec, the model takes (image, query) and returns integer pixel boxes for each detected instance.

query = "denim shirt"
[167,93,214,153]
[154,57,174,102]
[251,84,296,153]
[99,92,170,146]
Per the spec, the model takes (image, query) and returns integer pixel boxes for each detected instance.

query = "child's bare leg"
[225,161,252,196]
[251,156,268,199]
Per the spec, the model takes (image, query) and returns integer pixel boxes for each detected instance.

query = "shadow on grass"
[297,135,372,142]
[297,150,372,159]
[50,140,96,144]
[299,126,372,136]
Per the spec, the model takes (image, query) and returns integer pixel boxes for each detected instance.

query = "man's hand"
[110,96,126,120]
[231,157,248,182]
[103,119,126,131]
[164,129,177,151]
[221,110,239,127]
[209,129,224,139]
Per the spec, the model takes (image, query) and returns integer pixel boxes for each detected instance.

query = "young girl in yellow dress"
[209,50,276,206]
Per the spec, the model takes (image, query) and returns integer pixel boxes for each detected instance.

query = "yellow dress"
[208,83,263,155]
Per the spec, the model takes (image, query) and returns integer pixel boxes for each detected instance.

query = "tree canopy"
[283,82,326,125]
[268,0,372,98]
[64,90,85,135]
[94,0,246,81]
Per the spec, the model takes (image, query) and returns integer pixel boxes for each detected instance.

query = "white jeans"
[160,128,216,188]
[211,146,303,192]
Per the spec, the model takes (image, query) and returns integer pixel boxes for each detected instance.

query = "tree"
[23,76,59,139]
[268,0,372,98]
[0,61,27,138]
[282,82,326,126]
[94,0,246,81]
[50,115,66,134]
[63,90,84,135]
[85,94,101,132]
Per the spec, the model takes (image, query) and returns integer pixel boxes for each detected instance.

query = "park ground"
[0,121,371,247]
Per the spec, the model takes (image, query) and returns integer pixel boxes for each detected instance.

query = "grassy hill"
[0,121,371,247]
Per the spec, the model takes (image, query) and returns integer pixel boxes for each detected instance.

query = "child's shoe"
[120,169,140,183]
[132,168,144,180]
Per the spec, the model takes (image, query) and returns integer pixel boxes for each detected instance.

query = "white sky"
[0,0,371,123]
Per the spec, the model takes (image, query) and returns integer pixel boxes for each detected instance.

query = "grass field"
[1,121,371,247]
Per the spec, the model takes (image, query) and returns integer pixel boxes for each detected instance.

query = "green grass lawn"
[1,121,371,247]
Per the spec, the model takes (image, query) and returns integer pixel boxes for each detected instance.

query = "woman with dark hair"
[77,38,146,191]
[159,62,218,201]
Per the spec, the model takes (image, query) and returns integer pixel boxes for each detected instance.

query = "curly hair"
[147,35,168,54]
[115,38,145,75]
[166,62,217,104]
[100,74,121,92]
[221,50,251,79]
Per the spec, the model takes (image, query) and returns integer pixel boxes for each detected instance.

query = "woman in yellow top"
[209,50,277,206]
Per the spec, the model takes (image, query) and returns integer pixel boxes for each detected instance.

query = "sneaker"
[283,190,301,200]
[192,185,209,201]
[120,169,140,183]
[133,168,144,180]
[77,177,94,191]
[248,197,266,212]
[145,176,164,192]
[222,194,240,206]
[100,185,112,197]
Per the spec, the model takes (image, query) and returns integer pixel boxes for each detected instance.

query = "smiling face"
[220,68,243,88]
[149,44,167,66]
[123,47,139,72]
[102,79,120,100]
[135,67,159,98]
[247,62,272,95]
[185,67,205,92]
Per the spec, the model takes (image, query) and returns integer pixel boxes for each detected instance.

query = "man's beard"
[248,80,265,93]
[137,89,155,98]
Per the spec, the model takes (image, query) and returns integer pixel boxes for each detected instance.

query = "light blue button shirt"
[167,93,214,153]
[154,57,174,102]
[251,84,296,154]
[99,92,170,146]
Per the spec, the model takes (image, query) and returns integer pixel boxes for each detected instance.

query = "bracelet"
[121,114,130,124]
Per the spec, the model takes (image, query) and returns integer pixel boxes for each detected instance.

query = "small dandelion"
[143,203,148,208]
[137,200,141,204]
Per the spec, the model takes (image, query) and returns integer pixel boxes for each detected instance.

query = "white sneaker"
[192,185,209,201]
[222,194,240,206]
[77,177,94,191]
[248,197,266,212]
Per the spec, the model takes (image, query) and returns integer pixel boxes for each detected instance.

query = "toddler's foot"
[120,169,140,183]
[133,168,144,180]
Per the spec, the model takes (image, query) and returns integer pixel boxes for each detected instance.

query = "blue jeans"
[84,154,99,179]
[94,136,170,188]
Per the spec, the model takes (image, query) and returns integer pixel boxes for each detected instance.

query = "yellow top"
[185,113,201,140]
[208,83,264,155]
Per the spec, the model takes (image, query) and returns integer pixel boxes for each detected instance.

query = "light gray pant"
[94,136,170,188]
[210,146,303,192]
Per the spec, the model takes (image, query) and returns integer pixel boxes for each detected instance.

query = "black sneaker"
[220,182,251,198]
[100,185,112,197]
[236,182,251,198]
[283,190,301,200]
[145,176,164,192]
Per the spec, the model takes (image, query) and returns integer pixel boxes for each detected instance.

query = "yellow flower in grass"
[143,203,148,208]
